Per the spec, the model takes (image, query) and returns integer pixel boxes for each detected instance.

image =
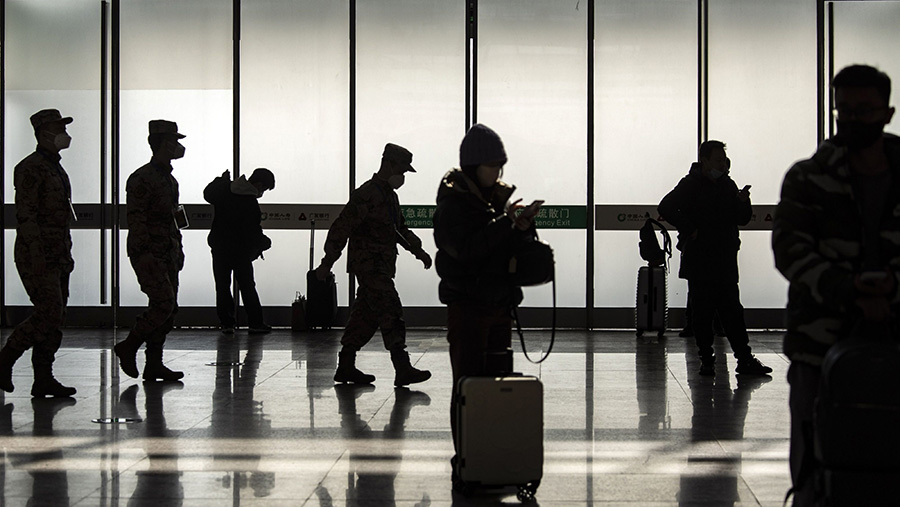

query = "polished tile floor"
[0,328,790,506]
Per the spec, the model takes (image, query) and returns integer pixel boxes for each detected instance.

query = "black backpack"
[639,215,672,268]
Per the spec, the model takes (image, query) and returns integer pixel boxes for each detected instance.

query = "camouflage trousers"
[6,261,70,354]
[340,272,406,351]
[130,254,180,346]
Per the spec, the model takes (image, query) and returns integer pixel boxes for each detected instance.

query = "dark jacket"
[433,169,529,307]
[773,135,900,366]
[658,162,752,283]
[204,173,270,260]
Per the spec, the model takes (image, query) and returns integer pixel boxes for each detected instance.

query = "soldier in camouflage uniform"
[114,120,187,382]
[773,64,899,506]
[0,109,77,397]
[315,143,432,387]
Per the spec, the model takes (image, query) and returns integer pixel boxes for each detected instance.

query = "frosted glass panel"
[594,0,697,204]
[478,0,587,308]
[4,0,101,203]
[120,0,232,205]
[241,0,350,204]
[708,0,818,204]
[833,1,900,139]
[478,0,587,206]
[356,0,465,203]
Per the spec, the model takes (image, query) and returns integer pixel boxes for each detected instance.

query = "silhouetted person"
[204,168,276,335]
[115,120,187,383]
[773,64,899,506]
[658,141,771,377]
[315,143,432,387]
[432,124,539,484]
[0,109,77,398]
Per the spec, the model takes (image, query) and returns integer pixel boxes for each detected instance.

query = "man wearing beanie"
[315,143,433,387]
[433,123,539,480]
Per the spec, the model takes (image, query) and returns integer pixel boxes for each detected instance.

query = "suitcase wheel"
[517,480,540,502]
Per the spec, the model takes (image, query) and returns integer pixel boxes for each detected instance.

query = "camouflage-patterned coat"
[773,134,900,366]
[321,174,422,277]
[126,161,185,269]
[13,147,74,271]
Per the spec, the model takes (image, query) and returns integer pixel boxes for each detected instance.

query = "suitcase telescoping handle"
[309,219,316,272]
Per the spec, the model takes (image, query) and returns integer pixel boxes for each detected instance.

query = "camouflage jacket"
[126,161,184,268]
[773,134,900,366]
[321,174,422,277]
[13,147,74,270]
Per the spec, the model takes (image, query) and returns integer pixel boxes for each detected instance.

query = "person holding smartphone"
[432,123,539,486]
[658,140,771,377]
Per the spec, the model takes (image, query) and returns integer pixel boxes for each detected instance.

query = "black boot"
[0,344,26,393]
[334,348,375,384]
[31,346,76,398]
[390,348,431,387]
[114,332,143,379]
[142,344,184,382]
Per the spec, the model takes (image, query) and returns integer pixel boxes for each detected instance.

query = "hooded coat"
[433,169,530,308]
[204,173,270,260]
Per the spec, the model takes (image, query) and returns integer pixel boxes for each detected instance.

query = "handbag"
[509,233,554,287]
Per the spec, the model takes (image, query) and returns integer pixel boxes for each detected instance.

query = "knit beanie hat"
[459,123,507,167]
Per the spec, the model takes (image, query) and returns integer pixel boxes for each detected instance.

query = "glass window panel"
[594,231,688,309]
[833,1,900,141]
[708,0,816,309]
[241,0,350,204]
[355,0,465,307]
[479,0,587,307]
[594,0,698,204]
[522,230,585,309]
[119,0,232,307]
[5,0,102,203]
[708,0,818,204]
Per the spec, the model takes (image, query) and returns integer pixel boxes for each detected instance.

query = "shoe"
[143,346,184,382]
[334,349,375,384]
[248,324,272,335]
[31,376,77,398]
[0,345,25,393]
[699,357,715,376]
[736,355,773,375]
[221,326,234,335]
[114,338,141,378]
[390,349,431,387]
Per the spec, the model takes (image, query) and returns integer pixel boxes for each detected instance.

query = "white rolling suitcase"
[455,374,543,500]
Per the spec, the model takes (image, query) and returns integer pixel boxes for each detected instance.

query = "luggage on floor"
[305,220,337,330]
[813,331,900,505]
[635,265,667,338]
[291,291,307,331]
[455,374,543,501]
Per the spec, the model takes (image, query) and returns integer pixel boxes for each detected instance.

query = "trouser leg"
[788,362,820,507]
[233,256,264,327]
[688,280,716,360]
[212,251,235,327]
[716,282,752,358]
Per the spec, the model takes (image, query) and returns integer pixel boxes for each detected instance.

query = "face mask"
[41,131,71,151]
[169,140,186,160]
[836,120,885,151]
[388,174,405,189]
[708,169,725,180]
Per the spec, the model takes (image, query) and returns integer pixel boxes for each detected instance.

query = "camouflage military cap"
[30,109,73,130]
[382,143,415,173]
[148,119,186,139]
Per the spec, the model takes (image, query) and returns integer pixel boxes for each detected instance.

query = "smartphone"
[741,184,752,192]
[174,204,190,229]
[522,199,544,218]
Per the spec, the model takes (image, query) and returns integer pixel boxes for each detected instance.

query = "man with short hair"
[204,167,276,334]
[114,119,188,382]
[658,140,771,376]
[315,143,432,387]
[0,109,77,397]
[773,64,899,506]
